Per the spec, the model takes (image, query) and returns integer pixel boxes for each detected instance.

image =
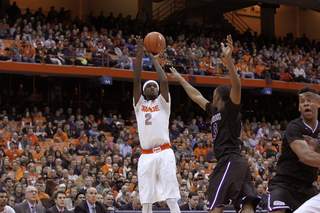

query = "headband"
[142,80,159,91]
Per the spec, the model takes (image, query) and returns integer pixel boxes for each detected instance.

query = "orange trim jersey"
[133,94,171,149]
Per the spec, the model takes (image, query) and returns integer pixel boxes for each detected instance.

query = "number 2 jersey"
[206,99,242,160]
[133,94,171,150]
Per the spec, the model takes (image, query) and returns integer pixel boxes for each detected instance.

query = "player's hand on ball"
[148,52,160,60]
[135,36,144,57]
[168,67,183,81]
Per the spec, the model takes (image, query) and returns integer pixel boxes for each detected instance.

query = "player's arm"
[150,53,169,102]
[303,135,320,153]
[133,36,144,105]
[168,67,208,110]
[290,139,320,167]
[221,35,241,105]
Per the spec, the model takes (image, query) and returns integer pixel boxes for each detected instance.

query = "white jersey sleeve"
[133,94,171,149]
[1,206,15,213]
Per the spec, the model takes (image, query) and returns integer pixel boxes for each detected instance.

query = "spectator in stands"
[293,63,306,82]
[47,41,62,65]
[21,40,35,63]
[64,44,74,65]
[120,139,132,157]
[10,161,23,180]
[189,119,199,136]
[179,191,206,210]
[117,47,133,70]
[187,52,204,75]
[53,127,68,143]
[79,176,92,194]
[98,117,109,132]
[256,184,267,210]
[10,40,22,62]
[248,133,259,148]
[64,115,76,133]
[13,185,46,213]
[75,187,107,212]
[5,141,21,163]
[103,193,117,212]
[76,138,90,156]
[119,192,141,210]
[33,111,46,127]
[27,128,39,146]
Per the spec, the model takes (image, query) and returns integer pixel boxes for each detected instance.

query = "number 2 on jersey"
[145,113,152,125]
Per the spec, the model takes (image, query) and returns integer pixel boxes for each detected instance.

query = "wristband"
[314,138,320,147]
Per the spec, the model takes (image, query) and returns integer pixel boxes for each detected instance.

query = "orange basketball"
[144,32,166,54]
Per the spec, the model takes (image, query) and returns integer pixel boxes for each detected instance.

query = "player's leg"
[166,198,181,213]
[138,154,157,212]
[294,194,320,213]
[158,149,180,206]
[208,207,224,213]
[142,203,152,213]
[241,201,254,213]
[268,210,286,213]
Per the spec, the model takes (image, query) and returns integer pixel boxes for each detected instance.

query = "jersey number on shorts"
[145,113,152,125]
[212,123,218,139]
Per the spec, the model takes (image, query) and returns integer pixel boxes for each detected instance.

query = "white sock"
[166,198,181,213]
[142,203,152,213]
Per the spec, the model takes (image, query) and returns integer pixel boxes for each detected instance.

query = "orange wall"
[298,8,320,40]
[238,15,261,34]
[10,0,139,20]
[87,0,138,19]
[10,0,82,17]
[275,5,320,40]
[274,5,299,38]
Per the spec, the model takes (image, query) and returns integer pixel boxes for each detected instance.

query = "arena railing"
[2,44,320,84]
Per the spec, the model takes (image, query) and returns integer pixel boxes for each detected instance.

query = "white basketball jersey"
[133,94,171,149]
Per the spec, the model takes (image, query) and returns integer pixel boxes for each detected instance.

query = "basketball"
[144,32,166,54]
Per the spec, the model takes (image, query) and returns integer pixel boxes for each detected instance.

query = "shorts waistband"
[141,143,171,154]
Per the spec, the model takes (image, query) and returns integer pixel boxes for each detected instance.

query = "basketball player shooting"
[133,36,181,213]
[168,35,260,213]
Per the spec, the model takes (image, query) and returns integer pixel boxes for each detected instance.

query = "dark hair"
[75,192,85,200]
[297,86,318,96]
[216,84,231,102]
[0,189,7,194]
[188,191,199,199]
[4,177,12,183]
[53,189,66,201]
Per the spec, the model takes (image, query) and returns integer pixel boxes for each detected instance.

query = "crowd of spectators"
[0,103,318,211]
[0,3,320,85]
[0,2,319,212]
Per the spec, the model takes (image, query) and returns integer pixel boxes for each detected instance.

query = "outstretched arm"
[168,67,208,110]
[150,53,169,102]
[133,36,144,105]
[221,35,241,105]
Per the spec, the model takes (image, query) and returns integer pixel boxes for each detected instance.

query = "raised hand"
[221,35,233,59]
[148,52,161,60]
[168,67,183,81]
[135,36,144,57]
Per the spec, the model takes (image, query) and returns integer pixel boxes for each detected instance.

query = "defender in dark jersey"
[268,86,320,213]
[169,35,260,213]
